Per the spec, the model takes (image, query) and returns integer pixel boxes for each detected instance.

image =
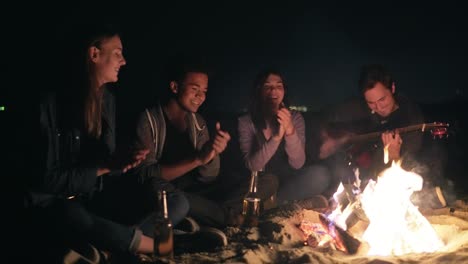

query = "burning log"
[299,213,362,254]
[318,213,361,254]
[300,221,334,249]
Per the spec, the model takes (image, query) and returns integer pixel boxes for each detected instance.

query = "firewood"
[318,213,362,254]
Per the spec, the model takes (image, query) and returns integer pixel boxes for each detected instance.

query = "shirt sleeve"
[238,114,281,171]
[131,109,163,182]
[284,112,306,169]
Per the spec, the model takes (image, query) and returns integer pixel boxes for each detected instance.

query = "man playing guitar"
[318,64,451,208]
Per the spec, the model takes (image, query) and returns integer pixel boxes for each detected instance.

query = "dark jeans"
[25,175,190,261]
[89,174,189,234]
[169,172,279,228]
[26,198,140,263]
[416,138,449,188]
[137,180,190,236]
[35,199,139,250]
[276,164,331,202]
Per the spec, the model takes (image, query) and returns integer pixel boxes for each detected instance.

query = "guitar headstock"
[425,122,449,139]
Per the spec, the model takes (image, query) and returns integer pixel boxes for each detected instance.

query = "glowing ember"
[360,161,444,256]
[300,221,335,248]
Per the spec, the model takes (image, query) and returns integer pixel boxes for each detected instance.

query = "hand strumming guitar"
[382,130,403,162]
[317,122,448,161]
[319,127,404,162]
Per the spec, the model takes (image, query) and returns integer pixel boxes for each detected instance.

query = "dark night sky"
[7,1,468,113]
[2,1,467,214]
[3,1,468,199]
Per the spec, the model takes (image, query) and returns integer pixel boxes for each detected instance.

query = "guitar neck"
[350,123,432,143]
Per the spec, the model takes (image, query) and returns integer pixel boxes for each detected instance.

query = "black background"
[3,1,467,196]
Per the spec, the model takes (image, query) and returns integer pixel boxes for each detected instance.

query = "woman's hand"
[101,149,150,175]
[277,107,295,136]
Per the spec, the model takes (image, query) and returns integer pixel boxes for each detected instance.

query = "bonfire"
[305,161,445,256]
[169,151,468,263]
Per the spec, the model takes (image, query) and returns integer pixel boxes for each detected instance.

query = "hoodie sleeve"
[131,109,163,182]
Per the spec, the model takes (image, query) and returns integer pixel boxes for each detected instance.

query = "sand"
[172,203,468,264]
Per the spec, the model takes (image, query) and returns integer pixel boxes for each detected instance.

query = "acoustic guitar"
[319,122,450,168]
[345,122,448,144]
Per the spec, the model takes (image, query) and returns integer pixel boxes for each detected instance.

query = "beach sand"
[172,202,468,264]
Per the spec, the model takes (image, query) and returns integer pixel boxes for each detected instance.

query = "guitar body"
[344,142,379,169]
[321,122,449,185]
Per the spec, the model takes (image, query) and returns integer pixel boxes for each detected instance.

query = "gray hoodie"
[133,103,220,183]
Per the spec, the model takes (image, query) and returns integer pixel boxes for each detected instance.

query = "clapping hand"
[197,122,231,165]
[277,106,294,136]
[107,148,150,174]
[121,149,150,173]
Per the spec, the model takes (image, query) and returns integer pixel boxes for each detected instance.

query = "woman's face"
[175,72,208,113]
[93,35,127,86]
[261,74,284,108]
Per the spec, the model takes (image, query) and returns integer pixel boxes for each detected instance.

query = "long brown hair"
[83,80,105,138]
[80,26,120,138]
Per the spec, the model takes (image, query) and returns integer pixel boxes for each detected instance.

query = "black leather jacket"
[24,89,115,207]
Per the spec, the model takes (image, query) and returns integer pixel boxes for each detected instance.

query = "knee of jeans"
[62,200,95,230]
[300,165,331,190]
[303,165,330,178]
[260,173,279,193]
[333,166,355,183]
[168,192,190,225]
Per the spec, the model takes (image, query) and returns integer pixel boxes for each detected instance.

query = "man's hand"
[196,122,231,165]
[382,130,402,161]
[212,122,230,154]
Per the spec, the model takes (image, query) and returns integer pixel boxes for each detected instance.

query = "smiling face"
[173,72,208,113]
[91,35,126,86]
[364,82,397,117]
[261,74,285,110]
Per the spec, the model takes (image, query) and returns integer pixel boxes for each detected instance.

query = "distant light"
[0,106,5,111]
[289,105,308,112]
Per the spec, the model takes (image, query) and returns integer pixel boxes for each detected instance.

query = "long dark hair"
[64,24,121,138]
[248,68,289,130]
